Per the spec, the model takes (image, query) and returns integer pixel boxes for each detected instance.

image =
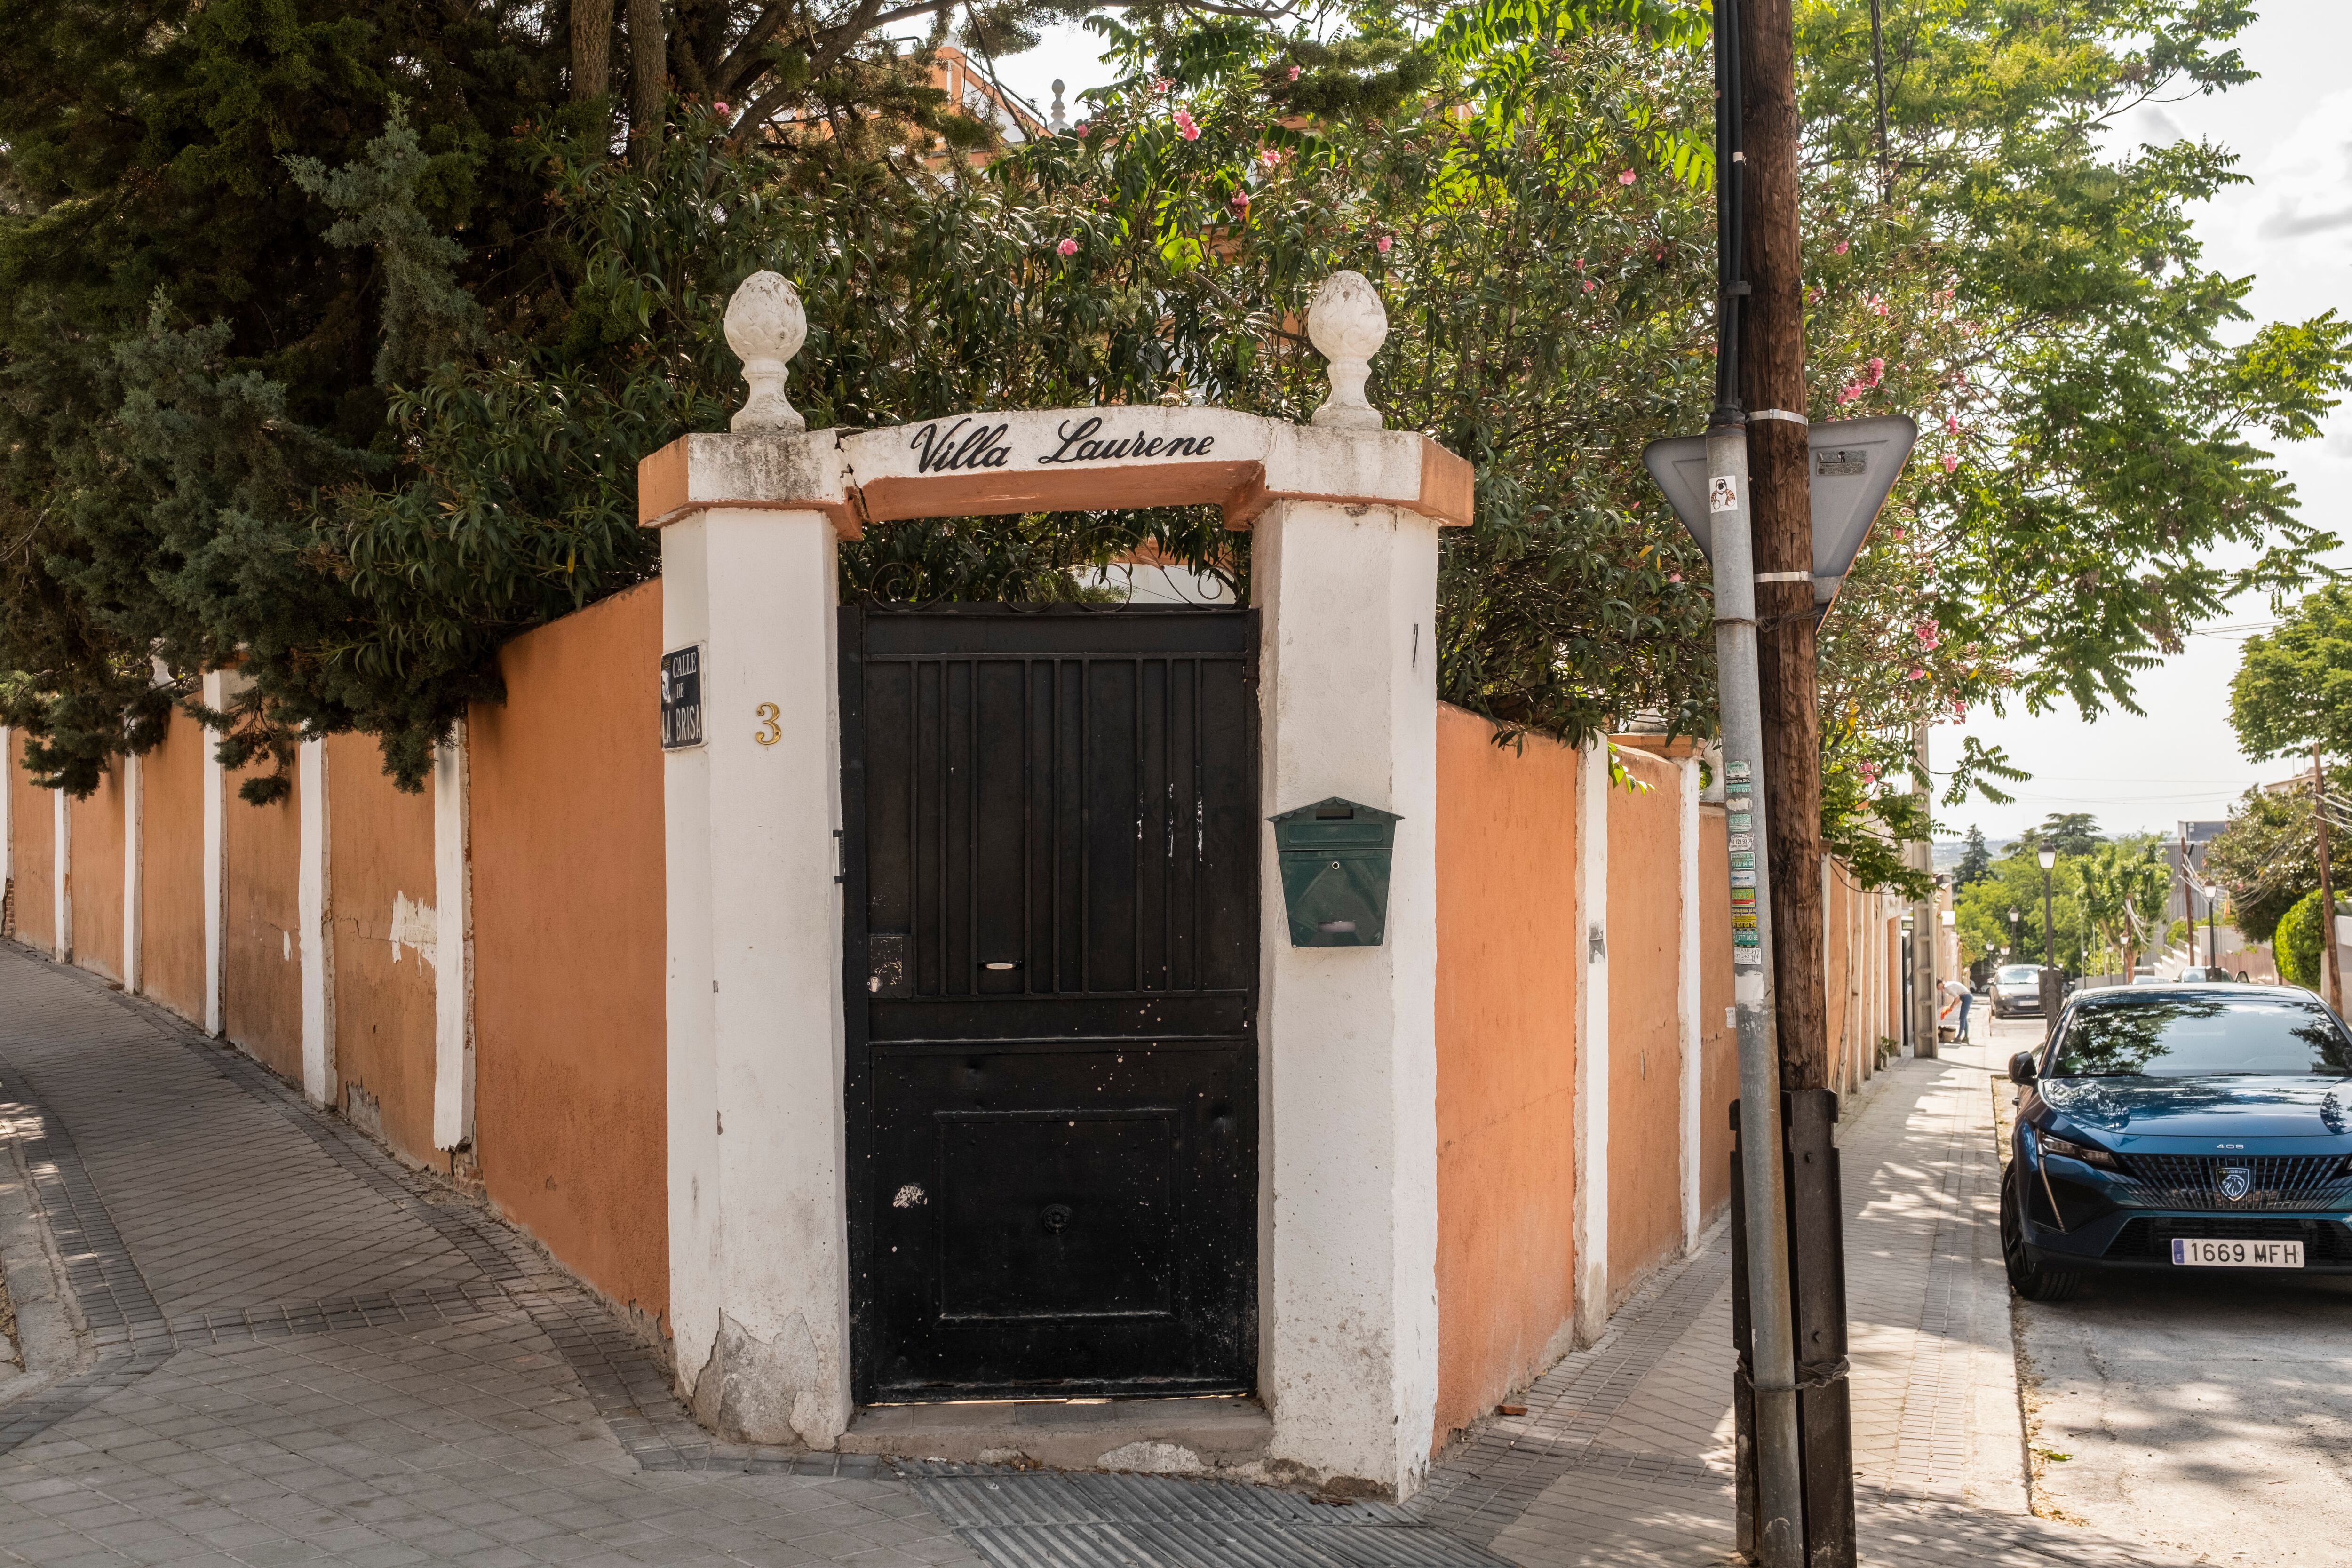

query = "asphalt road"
[1984,1010,2352,1564]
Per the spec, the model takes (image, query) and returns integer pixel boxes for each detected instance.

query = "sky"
[973,6,2352,844]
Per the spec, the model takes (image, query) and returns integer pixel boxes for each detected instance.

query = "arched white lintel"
[636,406,1474,538]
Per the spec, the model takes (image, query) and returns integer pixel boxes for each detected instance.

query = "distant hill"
[1933,837,2015,870]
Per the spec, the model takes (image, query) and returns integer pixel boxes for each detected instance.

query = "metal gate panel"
[841,605,1259,1401]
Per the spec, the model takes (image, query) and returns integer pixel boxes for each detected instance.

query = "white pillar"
[201,670,230,1035]
[663,497,851,1448]
[297,735,334,1106]
[52,785,70,963]
[431,727,474,1151]
[1255,492,1441,1500]
[1571,740,1610,1345]
[1677,755,1703,1254]
[122,751,143,993]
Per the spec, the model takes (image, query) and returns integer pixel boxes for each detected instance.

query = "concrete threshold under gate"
[841,1395,1275,1475]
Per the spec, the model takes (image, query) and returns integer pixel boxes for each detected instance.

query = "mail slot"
[1269,796,1400,947]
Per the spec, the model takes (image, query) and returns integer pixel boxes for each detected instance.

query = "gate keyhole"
[1042,1202,1074,1234]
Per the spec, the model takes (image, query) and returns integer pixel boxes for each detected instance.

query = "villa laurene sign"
[904,414,1221,474]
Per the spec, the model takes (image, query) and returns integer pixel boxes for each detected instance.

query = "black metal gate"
[839,605,1260,1401]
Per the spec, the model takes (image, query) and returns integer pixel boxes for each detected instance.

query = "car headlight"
[2038,1130,2120,1171]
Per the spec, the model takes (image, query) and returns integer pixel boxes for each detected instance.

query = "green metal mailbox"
[1270,797,1401,947]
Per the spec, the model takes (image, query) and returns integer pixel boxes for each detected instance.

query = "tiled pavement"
[1408,1038,2197,1568]
[2,942,2195,1567]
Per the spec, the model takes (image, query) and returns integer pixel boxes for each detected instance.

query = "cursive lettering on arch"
[909,418,1014,473]
[1035,415,1217,466]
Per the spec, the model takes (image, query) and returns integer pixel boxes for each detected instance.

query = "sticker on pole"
[1708,475,1739,513]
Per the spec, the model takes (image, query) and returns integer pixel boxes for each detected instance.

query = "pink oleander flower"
[1056,237,1079,257]
[1075,121,1089,136]
[1837,384,1862,404]
[1867,356,1886,384]
[1945,414,1960,434]
[1174,109,1200,140]
[1906,668,1927,681]
[714,101,731,117]
[1860,762,1880,785]
[1231,191,1250,213]
[1154,77,1174,94]
[1915,621,1940,649]
[1259,148,1280,169]
[1582,279,1597,293]
[1617,168,1637,185]
[1941,452,1959,473]
[1377,234,1393,254]
[1288,64,1301,81]
[1668,572,1683,583]
[1835,239,1850,255]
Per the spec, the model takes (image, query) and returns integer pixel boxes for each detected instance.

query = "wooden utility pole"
[1737,0,1828,1093]
[1732,5,1855,1566]
[2318,745,2342,1014]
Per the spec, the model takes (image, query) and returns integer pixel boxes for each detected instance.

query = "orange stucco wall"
[141,714,209,1023]
[1697,805,1736,1224]
[1605,749,1683,1307]
[1432,704,1581,1446]
[69,765,128,983]
[471,580,670,1329]
[327,732,443,1170]
[222,751,304,1079]
[8,735,55,952]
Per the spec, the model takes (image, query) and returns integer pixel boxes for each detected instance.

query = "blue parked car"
[2003,984,2352,1301]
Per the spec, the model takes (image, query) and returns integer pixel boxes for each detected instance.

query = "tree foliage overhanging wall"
[2,1,2346,898]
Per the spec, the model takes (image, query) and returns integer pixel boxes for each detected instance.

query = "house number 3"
[754,703,782,746]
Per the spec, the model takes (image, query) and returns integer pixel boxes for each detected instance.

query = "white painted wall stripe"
[297,735,334,1106]
[1677,756,1702,1254]
[53,784,69,963]
[123,751,143,993]
[201,671,228,1035]
[1572,740,1610,1345]
[0,725,12,903]
[431,725,474,1150]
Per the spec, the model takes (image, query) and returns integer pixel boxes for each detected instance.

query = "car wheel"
[2001,1162,2086,1302]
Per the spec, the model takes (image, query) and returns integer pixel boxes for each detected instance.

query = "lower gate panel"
[867,1040,1255,1399]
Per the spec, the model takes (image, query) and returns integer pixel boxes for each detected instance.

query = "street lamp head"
[2038,848,2057,870]
[2008,908,2020,921]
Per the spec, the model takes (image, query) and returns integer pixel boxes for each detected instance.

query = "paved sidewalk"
[1,943,2197,1568]
[1409,1036,2196,1567]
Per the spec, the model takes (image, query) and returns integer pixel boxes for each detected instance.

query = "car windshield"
[2050,994,2352,1078]
[1997,965,2038,984]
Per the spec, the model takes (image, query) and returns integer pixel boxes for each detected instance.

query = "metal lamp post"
[2203,883,2222,974]
[2038,849,2060,1033]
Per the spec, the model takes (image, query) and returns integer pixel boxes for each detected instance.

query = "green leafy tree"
[2232,583,2352,763]
[2035,813,2107,859]
[1798,0,2352,774]
[7,0,2348,892]
[2202,780,2352,945]
[2275,888,2327,990]
[1953,824,1991,891]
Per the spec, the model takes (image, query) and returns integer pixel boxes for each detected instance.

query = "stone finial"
[723,271,808,434]
[1307,270,1388,431]
[1050,79,1066,134]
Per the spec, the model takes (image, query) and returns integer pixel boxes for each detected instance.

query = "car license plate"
[2170,1237,2304,1268]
